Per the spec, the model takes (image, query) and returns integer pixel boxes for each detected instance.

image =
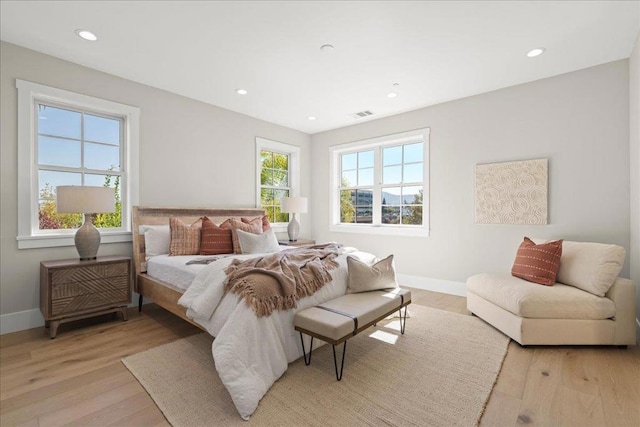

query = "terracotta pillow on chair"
[200,216,233,255]
[511,237,563,286]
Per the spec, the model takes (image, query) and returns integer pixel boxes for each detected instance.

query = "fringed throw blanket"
[224,243,342,316]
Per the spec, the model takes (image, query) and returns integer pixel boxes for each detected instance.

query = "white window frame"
[329,128,430,237]
[16,79,140,249]
[255,137,300,233]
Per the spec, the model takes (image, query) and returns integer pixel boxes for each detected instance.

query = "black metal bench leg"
[300,333,313,365]
[332,341,347,381]
[399,305,408,334]
[138,295,143,312]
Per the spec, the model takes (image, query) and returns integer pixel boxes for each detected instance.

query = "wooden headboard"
[132,206,266,276]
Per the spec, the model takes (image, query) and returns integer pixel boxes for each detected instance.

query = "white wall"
[0,42,311,331]
[311,60,631,289]
[630,33,640,340]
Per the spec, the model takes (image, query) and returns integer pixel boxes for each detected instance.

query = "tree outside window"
[260,150,290,223]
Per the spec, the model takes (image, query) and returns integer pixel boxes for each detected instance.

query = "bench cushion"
[467,273,615,320]
[294,288,411,342]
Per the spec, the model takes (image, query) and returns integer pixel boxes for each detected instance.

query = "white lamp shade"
[281,197,308,214]
[56,186,116,214]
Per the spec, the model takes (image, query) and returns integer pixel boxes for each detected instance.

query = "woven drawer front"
[51,262,128,286]
[52,276,129,299]
[51,288,129,316]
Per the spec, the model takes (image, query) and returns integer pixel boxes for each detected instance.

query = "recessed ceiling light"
[387,92,398,98]
[75,29,98,41]
[320,44,334,52]
[308,116,317,121]
[527,48,545,58]
[236,89,248,95]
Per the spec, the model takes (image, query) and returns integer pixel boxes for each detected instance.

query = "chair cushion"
[294,288,411,342]
[532,239,626,296]
[467,273,615,320]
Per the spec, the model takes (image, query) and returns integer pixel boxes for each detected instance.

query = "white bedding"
[178,246,376,420]
[146,254,207,291]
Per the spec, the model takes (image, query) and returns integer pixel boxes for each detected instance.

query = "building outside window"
[330,128,429,236]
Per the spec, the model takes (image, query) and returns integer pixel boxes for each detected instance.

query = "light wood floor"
[1,289,638,426]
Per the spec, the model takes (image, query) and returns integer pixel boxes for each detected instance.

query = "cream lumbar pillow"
[347,254,398,294]
[236,228,281,254]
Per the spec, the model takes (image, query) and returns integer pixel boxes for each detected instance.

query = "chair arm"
[605,277,637,345]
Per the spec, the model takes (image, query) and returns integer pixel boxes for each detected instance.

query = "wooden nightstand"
[278,239,316,247]
[40,256,131,338]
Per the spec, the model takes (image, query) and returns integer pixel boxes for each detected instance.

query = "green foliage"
[403,189,423,225]
[340,178,355,223]
[38,172,122,230]
[38,183,82,229]
[93,174,122,228]
[260,150,290,223]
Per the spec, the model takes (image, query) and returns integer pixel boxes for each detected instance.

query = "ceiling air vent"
[349,110,374,120]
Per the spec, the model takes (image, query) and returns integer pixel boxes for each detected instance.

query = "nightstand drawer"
[51,275,130,299]
[51,262,128,285]
[51,288,130,317]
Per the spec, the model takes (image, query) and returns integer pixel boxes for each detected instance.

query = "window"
[256,137,300,229]
[17,80,139,249]
[330,128,429,236]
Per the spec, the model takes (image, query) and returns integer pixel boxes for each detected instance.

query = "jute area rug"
[122,305,509,426]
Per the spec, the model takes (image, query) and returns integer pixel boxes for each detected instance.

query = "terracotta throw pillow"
[511,237,563,286]
[230,218,262,254]
[241,215,271,232]
[169,217,202,256]
[200,216,233,255]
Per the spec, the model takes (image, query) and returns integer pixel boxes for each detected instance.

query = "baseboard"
[1,293,145,335]
[0,309,45,335]
[397,274,467,297]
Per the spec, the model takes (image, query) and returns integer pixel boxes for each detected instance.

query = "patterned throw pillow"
[511,237,563,286]
[346,255,398,294]
[169,217,202,256]
[230,218,262,254]
[200,216,233,255]
[241,215,271,232]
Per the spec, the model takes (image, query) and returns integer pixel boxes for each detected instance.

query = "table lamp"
[281,196,308,242]
[56,186,115,260]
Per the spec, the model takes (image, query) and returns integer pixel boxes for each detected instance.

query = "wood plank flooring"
[1,289,638,426]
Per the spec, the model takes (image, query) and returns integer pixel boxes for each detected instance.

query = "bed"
[131,206,376,419]
[132,206,267,327]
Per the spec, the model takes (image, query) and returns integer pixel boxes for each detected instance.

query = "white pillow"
[140,225,170,257]
[346,254,398,294]
[531,238,625,296]
[236,228,281,254]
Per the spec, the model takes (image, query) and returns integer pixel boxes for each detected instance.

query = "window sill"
[329,224,430,237]
[17,231,132,249]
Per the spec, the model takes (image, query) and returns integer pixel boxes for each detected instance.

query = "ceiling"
[1,1,639,134]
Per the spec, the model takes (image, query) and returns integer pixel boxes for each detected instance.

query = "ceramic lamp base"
[75,213,100,260]
[287,213,300,242]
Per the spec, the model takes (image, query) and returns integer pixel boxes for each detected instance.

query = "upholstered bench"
[294,288,411,380]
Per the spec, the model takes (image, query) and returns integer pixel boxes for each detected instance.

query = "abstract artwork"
[475,158,548,224]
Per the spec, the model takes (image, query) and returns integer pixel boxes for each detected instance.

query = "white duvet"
[178,247,376,420]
